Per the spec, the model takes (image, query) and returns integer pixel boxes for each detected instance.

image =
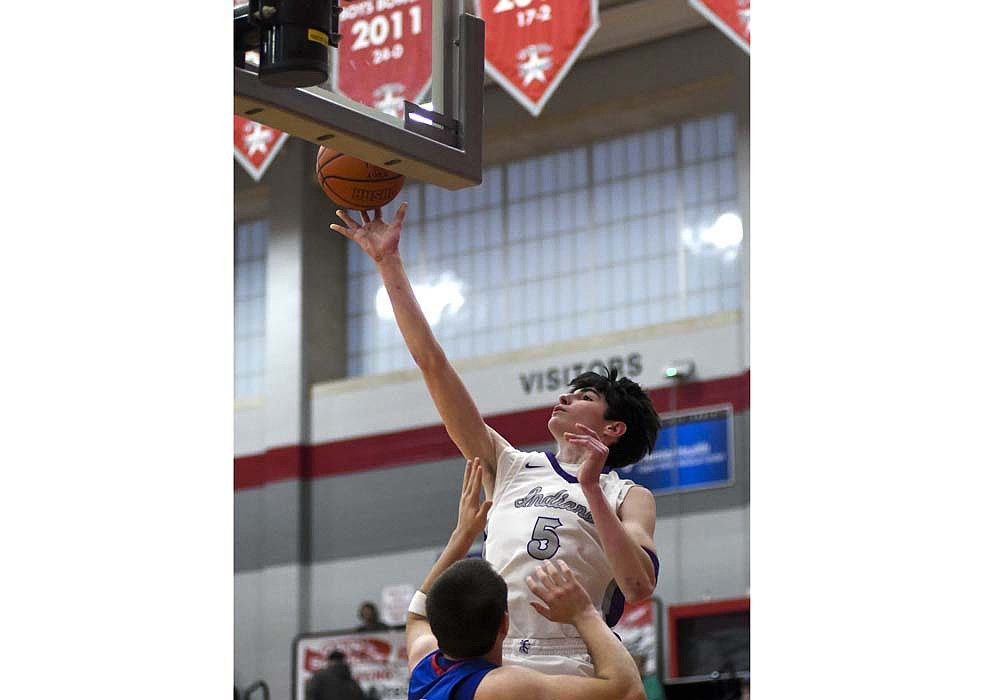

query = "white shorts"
[501,637,594,677]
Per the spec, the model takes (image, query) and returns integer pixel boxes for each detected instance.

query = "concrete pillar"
[234,136,349,700]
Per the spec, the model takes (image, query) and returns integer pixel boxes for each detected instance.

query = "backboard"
[234,0,484,189]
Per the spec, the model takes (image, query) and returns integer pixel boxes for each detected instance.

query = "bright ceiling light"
[702,212,744,250]
[683,212,744,259]
[375,272,465,326]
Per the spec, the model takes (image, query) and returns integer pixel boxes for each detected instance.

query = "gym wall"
[234,26,749,699]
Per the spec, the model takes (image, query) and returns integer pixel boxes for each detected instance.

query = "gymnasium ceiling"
[585,0,710,60]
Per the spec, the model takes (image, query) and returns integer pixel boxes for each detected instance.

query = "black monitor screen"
[676,611,750,677]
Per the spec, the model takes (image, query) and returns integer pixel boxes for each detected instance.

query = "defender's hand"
[452,458,492,546]
[526,560,597,626]
[329,202,408,263]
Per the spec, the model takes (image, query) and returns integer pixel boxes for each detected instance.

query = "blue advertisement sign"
[617,405,733,495]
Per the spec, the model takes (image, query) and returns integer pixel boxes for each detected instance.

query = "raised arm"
[330,205,508,479]
[566,423,657,602]
[405,458,493,671]
[477,560,644,700]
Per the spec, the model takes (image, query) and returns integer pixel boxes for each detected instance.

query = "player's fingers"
[329,223,350,238]
[543,560,565,585]
[374,206,383,221]
[565,435,597,450]
[476,500,493,521]
[529,602,554,620]
[394,202,408,224]
[472,464,484,497]
[467,458,482,494]
[550,559,573,588]
[527,574,553,598]
[534,564,556,589]
[571,425,605,448]
[557,560,575,583]
[361,210,371,224]
[336,210,361,229]
[545,559,568,585]
[565,434,604,451]
[461,459,473,493]
[529,568,546,590]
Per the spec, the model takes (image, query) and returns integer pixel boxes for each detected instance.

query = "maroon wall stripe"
[233,445,309,490]
[234,370,749,490]
[648,371,750,415]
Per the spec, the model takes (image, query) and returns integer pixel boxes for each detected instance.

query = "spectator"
[305,650,365,700]
[356,601,389,632]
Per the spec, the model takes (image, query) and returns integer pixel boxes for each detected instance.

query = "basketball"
[315,147,405,211]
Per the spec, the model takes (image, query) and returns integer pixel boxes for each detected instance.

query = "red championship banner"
[337,0,434,118]
[234,116,289,181]
[688,0,750,53]
[478,0,599,117]
[294,628,409,700]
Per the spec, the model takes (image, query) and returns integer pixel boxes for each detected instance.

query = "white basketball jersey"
[483,447,636,641]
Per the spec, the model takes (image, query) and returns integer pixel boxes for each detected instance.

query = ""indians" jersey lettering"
[513,486,594,524]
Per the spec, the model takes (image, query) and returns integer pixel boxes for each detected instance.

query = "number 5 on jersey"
[527,516,563,560]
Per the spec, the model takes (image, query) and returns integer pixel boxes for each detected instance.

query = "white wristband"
[408,590,427,616]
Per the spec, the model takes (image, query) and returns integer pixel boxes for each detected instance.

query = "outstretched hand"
[563,422,610,487]
[452,457,492,547]
[329,202,408,263]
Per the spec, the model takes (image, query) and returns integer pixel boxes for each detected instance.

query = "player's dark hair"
[569,367,661,468]
[426,558,507,659]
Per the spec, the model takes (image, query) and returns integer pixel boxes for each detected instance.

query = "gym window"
[345,113,743,377]
[235,219,267,399]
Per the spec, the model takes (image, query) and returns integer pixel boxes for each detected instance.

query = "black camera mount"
[234,1,342,88]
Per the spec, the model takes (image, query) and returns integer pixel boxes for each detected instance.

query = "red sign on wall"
[479,0,599,117]
[234,116,290,181]
[689,0,750,53]
[336,0,434,118]
[295,630,409,700]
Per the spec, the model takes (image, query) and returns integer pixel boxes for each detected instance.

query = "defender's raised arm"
[405,458,494,671]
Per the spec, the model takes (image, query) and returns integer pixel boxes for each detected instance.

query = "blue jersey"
[408,651,498,700]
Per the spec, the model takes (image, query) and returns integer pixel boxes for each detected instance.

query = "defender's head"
[426,558,508,659]
[549,367,660,469]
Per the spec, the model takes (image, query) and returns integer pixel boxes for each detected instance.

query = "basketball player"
[406,458,644,700]
[331,204,661,677]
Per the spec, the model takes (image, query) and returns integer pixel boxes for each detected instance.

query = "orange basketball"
[316,147,405,211]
